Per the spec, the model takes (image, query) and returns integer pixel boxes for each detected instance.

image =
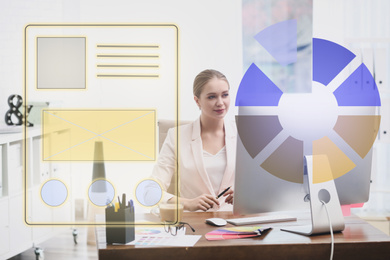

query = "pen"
[122,193,126,209]
[129,199,134,212]
[216,186,231,199]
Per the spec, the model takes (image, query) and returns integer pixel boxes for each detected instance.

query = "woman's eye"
[208,96,215,99]
[223,93,229,97]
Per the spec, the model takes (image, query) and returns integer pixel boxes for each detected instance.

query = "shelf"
[0,126,73,259]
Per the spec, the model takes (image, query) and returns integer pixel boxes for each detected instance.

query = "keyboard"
[226,214,297,225]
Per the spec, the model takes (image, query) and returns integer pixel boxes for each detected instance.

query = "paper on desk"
[134,226,186,236]
[111,227,187,245]
[113,226,201,247]
[129,234,201,247]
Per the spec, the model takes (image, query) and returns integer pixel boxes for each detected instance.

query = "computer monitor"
[233,39,381,235]
[233,105,377,214]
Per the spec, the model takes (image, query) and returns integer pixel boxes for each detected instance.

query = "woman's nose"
[216,97,223,105]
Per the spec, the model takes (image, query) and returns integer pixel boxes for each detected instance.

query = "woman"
[151,69,236,212]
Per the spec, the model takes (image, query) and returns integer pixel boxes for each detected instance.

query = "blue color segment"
[136,179,162,207]
[334,63,381,106]
[41,179,68,207]
[313,38,355,86]
[235,63,283,106]
[88,180,115,207]
[254,19,297,66]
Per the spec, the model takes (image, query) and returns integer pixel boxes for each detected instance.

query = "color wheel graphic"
[236,20,381,184]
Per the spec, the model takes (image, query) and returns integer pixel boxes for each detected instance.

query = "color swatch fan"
[236,37,381,186]
[234,19,381,235]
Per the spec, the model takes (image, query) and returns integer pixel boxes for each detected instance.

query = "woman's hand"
[182,194,220,212]
[222,189,234,204]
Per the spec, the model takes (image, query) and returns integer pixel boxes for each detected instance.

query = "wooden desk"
[355,211,390,236]
[97,211,390,260]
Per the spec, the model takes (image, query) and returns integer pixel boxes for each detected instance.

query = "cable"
[320,200,334,260]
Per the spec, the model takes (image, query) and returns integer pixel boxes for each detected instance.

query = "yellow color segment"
[312,136,355,184]
[42,109,156,161]
[333,115,381,159]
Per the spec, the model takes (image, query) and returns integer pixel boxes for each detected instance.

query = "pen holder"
[105,206,135,244]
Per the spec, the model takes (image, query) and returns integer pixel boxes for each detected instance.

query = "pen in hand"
[216,186,231,199]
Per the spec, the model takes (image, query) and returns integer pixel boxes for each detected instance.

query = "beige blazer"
[150,117,237,211]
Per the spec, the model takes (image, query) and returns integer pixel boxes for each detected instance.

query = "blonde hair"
[193,69,229,98]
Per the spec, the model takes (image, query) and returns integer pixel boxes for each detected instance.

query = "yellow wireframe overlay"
[24,24,179,226]
[42,109,156,161]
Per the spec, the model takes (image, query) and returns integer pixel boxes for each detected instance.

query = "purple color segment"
[235,63,283,106]
[236,115,283,159]
[254,19,297,66]
[334,63,381,106]
[313,38,355,86]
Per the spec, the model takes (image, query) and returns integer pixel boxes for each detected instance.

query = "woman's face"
[194,77,230,120]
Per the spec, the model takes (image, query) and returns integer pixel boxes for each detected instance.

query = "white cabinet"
[8,141,23,195]
[8,193,32,254]
[0,198,10,256]
[31,187,53,240]
[0,127,73,259]
[0,146,3,197]
[32,136,50,186]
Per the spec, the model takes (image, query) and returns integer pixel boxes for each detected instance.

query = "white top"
[149,117,237,211]
[203,146,227,195]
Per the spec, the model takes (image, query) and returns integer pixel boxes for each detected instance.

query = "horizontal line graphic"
[97,54,159,58]
[97,74,159,78]
[96,64,159,68]
[97,44,159,48]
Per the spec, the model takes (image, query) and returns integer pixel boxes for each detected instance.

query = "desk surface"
[97,211,390,260]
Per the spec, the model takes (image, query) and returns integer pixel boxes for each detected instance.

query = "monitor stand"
[281,155,345,235]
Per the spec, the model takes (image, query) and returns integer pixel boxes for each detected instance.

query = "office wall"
[0,0,243,213]
[314,0,390,213]
[0,0,243,123]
